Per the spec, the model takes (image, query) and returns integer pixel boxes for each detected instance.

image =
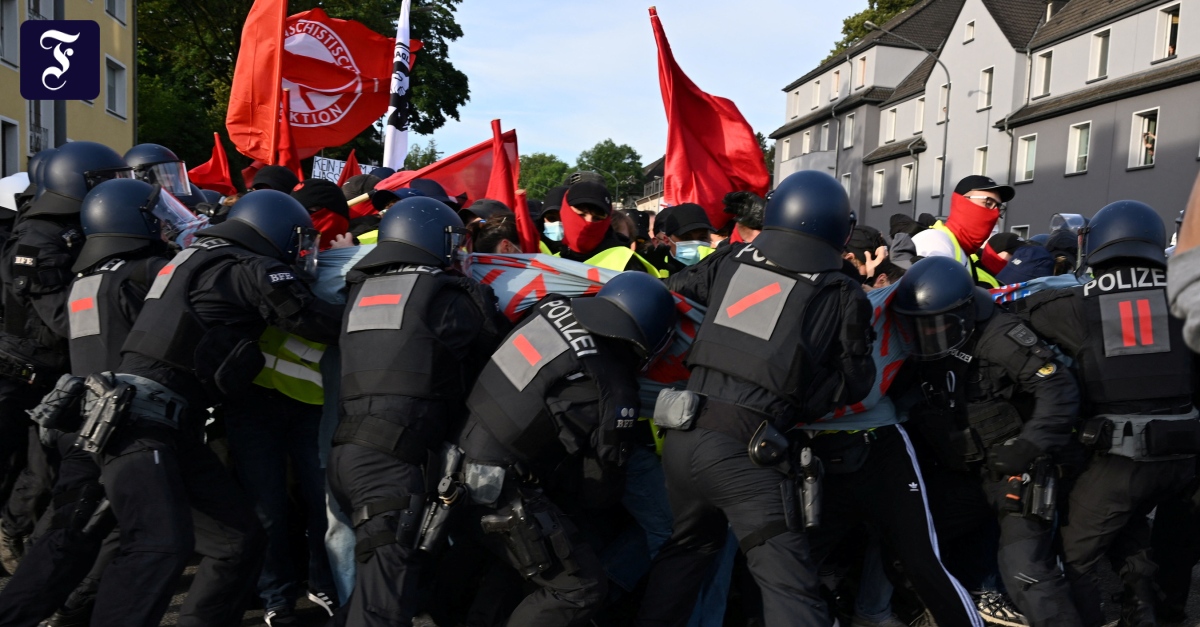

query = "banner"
[382,0,413,169]
[311,156,379,183]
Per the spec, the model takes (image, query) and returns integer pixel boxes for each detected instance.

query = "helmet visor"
[294,226,321,280]
[140,161,191,196]
[84,167,134,191]
[446,225,469,264]
[900,305,975,360]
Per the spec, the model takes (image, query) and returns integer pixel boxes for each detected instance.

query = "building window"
[872,170,885,206]
[843,114,855,149]
[27,100,48,154]
[781,138,791,161]
[105,57,127,118]
[1036,51,1053,96]
[791,90,799,119]
[1091,30,1110,79]
[915,97,925,134]
[26,0,47,20]
[0,0,17,65]
[812,81,821,109]
[832,71,840,99]
[857,57,866,87]
[1010,225,1030,239]
[105,0,126,23]
[974,146,988,175]
[0,118,16,176]
[938,84,949,123]
[1068,122,1090,174]
[932,156,944,197]
[900,163,915,202]
[841,173,852,194]
[979,67,994,109]
[965,20,975,43]
[1158,4,1180,59]
[802,131,811,155]
[1017,134,1037,182]
[884,108,897,143]
[821,123,830,151]
[1131,108,1158,167]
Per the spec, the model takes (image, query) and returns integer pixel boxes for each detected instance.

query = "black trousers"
[635,426,828,627]
[0,380,41,517]
[1,425,58,537]
[1149,458,1200,616]
[89,421,264,627]
[1060,454,1195,627]
[807,425,983,627]
[327,444,426,627]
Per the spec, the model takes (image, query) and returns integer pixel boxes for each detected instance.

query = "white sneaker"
[973,591,1028,627]
[306,589,338,617]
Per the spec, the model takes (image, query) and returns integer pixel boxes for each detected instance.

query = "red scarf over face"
[945,193,1000,255]
[311,208,349,251]
[560,195,612,254]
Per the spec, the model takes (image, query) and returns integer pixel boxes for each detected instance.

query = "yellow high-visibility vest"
[563,246,666,277]
[252,326,326,405]
[932,222,1000,287]
[358,230,379,245]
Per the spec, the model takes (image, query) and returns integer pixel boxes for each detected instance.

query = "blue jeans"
[319,346,356,603]
[603,445,674,592]
[224,387,334,610]
[855,530,895,621]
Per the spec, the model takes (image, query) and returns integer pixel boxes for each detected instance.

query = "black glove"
[987,438,1042,476]
[594,407,636,468]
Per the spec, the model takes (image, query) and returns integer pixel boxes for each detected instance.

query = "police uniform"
[637,241,875,626]
[454,294,643,626]
[329,262,505,626]
[1018,264,1196,626]
[87,236,343,627]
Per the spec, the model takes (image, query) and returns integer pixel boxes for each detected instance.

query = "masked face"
[673,240,708,266]
[543,221,564,241]
[560,197,612,254]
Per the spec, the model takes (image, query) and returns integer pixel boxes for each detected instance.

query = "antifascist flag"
[278,92,304,183]
[188,133,237,196]
[382,0,413,169]
[337,149,361,187]
[226,0,287,163]
[650,7,769,230]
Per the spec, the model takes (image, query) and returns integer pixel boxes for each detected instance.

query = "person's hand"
[328,233,355,249]
[863,245,888,278]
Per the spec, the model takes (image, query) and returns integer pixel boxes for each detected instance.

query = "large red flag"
[651,7,769,230]
[278,91,304,183]
[336,149,361,187]
[189,133,237,196]
[226,0,287,164]
[514,190,540,253]
[484,120,519,210]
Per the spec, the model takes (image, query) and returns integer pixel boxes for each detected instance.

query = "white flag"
[381,0,412,170]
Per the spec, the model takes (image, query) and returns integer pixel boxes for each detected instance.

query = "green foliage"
[825,0,922,62]
[756,132,775,173]
[404,139,442,170]
[518,153,571,200]
[575,140,645,203]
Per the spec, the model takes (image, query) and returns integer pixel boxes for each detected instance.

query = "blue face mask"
[673,240,708,266]
[544,221,564,242]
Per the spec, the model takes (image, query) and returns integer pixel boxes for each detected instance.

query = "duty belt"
[1101,409,1200,461]
[113,373,188,429]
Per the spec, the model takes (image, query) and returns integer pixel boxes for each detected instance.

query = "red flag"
[226,0,287,164]
[337,149,360,187]
[189,133,237,196]
[485,120,520,210]
[650,7,769,230]
[278,91,304,183]
[514,190,540,253]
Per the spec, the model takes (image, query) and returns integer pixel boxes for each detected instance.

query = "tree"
[825,0,921,62]
[136,0,470,180]
[575,140,645,203]
[518,153,571,200]
[756,132,775,174]
[404,139,442,170]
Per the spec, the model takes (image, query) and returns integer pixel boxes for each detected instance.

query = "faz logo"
[284,18,362,127]
[20,21,100,101]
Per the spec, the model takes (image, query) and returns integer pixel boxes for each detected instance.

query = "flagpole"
[268,0,286,165]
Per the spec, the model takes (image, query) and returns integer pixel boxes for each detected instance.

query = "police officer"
[455,272,677,625]
[0,178,180,626]
[328,196,508,626]
[123,144,192,199]
[636,170,876,626]
[892,256,1083,627]
[1016,201,1196,627]
[84,190,342,627]
[0,142,131,574]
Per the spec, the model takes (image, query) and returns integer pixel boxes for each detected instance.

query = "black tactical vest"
[1076,266,1192,413]
[686,244,859,419]
[463,295,641,469]
[68,257,164,376]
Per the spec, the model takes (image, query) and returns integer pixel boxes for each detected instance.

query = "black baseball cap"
[291,178,350,219]
[664,203,714,237]
[954,175,1015,202]
[565,181,611,217]
[370,187,425,212]
[251,166,300,193]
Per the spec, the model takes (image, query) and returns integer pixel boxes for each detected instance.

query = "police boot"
[1118,578,1158,627]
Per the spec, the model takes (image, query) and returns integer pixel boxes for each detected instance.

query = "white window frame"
[974,145,989,176]
[105,0,126,24]
[979,67,994,110]
[1090,29,1110,80]
[0,114,18,177]
[914,97,925,134]
[857,57,866,88]
[843,113,855,149]
[790,90,800,119]
[802,131,812,155]
[937,84,949,123]
[932,156,944,197]
[1067,121,1091,174]
[1036,50,1053,97]
[872,170,886,207]
[965,20,975,43]
[832,71,840,99]
[821,123,830,151]
[26,99,51,156]
[105,55,127,119]
[1157,3,1181,60]
[841,172,852,194]
[781,138,791,161]
[900,162,915,202]
[1016,134,1037,182]
[1130,107,1159,168]
[812,80,821,110]
[884,107,897,144]
[0,0,18,66]
[1010,225,1030,239]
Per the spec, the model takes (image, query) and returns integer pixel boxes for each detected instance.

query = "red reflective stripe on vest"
[359,294,402,307]
[726,282,781,318]
[70,297,95,313]
[512,334,542,366]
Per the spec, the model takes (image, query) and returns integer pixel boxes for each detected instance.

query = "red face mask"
[945,193,1000,255]
[311,208,349,251]
[560,196,612,254]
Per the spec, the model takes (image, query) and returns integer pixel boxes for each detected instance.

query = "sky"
[415,0,869,167]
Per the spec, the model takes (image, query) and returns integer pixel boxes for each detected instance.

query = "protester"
[555,180,660,273]
[930,176,1014,287]
[469,215,522,254]
[994,245,1055,286]
[251,165,301,193]
[978,232,1027,277]
[290,179,352,250]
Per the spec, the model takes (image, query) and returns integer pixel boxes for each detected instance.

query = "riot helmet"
[26,148,56,201]
[74,179,169,272]
[891,256,980,359]
[1081,200,1167,269]
[196,190,319,277]
[408,179,459,208]
[572,271,678,369]
[355,196,467,270]
[752,170,853,272]
[124,144,191,196]
[28,142,132,217]
[198,189,224,205]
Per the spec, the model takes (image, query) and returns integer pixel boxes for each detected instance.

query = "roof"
[1029,0,1169,50]
[642,156,664,179]
[782,0,966,92]
[862,136,927,165]
[768,87,895,140]
[880,54,939,107]
[999,55,1200,127]
[981,0,1047,49]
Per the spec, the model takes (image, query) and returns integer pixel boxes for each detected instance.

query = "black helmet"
[891,256,981,359]
[573,271,677,367]
[1081,200,1167,269]
[74,179,166,272]
[198,189,223,205]
[355,196,466,270]
[197,190,318,272]
[753,170,852,272]
[25,148,56,203]
[124,144,191,196]
[28,142,132,217]
[408,178,459,207]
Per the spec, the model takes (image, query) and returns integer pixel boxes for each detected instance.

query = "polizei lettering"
[1083,267,1167,296]
[540,299,598,357]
